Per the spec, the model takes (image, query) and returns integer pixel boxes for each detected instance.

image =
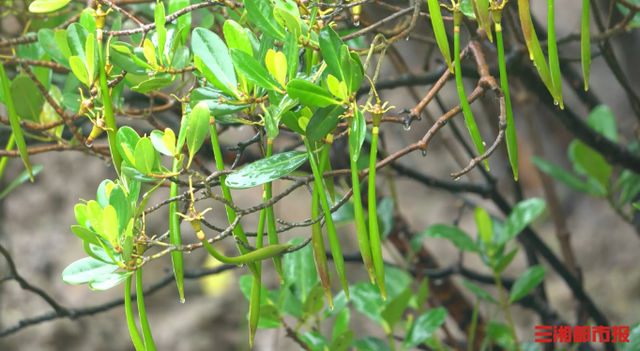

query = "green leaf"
[85,33,95,81]
[486,321,515,350]
[116,126,141,165]
[332,308,350,342]
[300,332,330,351]
[340,45,363,94]
[134,138,158,175]
[474,0,492,42]
[475,206,493,245]
[411,224,478,252]
[572,142,612,190]
[274,7,301,38]
[38,29,68,67]
[79,9,97,33]
[587,105,618,142]
[282,111,305,134]
[460,0,476,18]
[415,278,429,312]
[353,338,392,351]
[245,0,286,40]
[265,49,288,88]
[189,87,249,115]
[283,237,319,303]
[223,20,253,56]
[287,79,339,107]
[87,200,104,235]
[29,0,71,13]
[306,104,346,142]
[494,247,519,273]
[381,287,412,332]
[319,26,345,81]
[154,1,167,58]
[70,225,103,248]
[142,38,157,67]
[255,304,282,328]
[330,330,354,351]
[239,274,269,304]
[67,23,88,64]
[349,108,366,162]
[530,156,595,194]
[102,205,119,245]
[428,0,452,72]
[69,56,90,86]
[377,197,395,239]
[108,185,129,236]
[283,32,298,80]
[39,85,64,138]
[192,28,238,96]
[0,63,32,180]
[0,165,43,200]
[509,265,546,303]
[96,179,113,208]
[62,257,119,285]
[110,43,147,75]
[230,48,281,91]
[10,75,44,122]
[402,308,447,350]
[303,283,326,315]
[169,0,191,44]
[75,204,89,227]
[497,198,546,247]
[89,271,132,290]
[54,30,71,60]
[150,130,174,156]
[461,279,498,304]
[186,101,211,168]
[121,162,158,183]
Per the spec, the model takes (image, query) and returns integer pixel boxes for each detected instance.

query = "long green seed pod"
[169,156,185,303]
[0,133,15,183]
[249,195,267,347]
[349,119,374,284]
[209,118,257,276]
[581,0,591,90]
[311,182,333,308]
[454,11,488,171]
[368,126,386,300]
[97,23,123,175]
[265,140,284,282]
[494,11,518,181]
[136,268,156,351]
[196,226,292,265]
[427,0,452,72]
[304,138,350,300]
[125,275,144,351]
[547,0,564,109]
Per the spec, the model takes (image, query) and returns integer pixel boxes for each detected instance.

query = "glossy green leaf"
[67,23,88,64]
[349,109,366,162]
[192,28,238,96]
[547,0,564,109]
[402,307,447,350]
[69,56,90,86]
[283,32,298,80]
[509,265,546,302]
[54,30,71,59]
[530,156,595,194]
[134,138,157,175]
[0,165,43,200]
[412,224,478,252]
[428,0,452,72]
[377,197,394,239]
[38,29,69,67]
[303,283,326,315]
[131,76,174,93]
[283,237,319,303]
[461,279,498,304]
[96,179,113,208]
[281,111,304,134]
[265,50,287,88]
[10,75,44,122]
[287,79,339,107]
[155,1,167,58]
[330,330,354,351]
[475,206,493,245]
[498,198,546,247]
[110,43,147,75]
[319,26,345,81]
[89,271,132,291]
[62,257,119,285]
[306,104,346,142]
[121,162,158,183]
[230,49,281,91]
[116,126,141,165]
[340,45,363,94]
[581,0,591,90]
[150,130,173,157]
[223,20,252,56]
[186,101,210,167]
[189,87,249,115]
[353,338,392,351]
[494,247,519,273]
[300,332,330,351]
[587,105,618,142]
[29,0,71,13]
[486,322,516,350]
[226,151,308,189]
[475,0,492,42]
[573,142,612,189]
[102,205,119,245]
[460,0,476,18]
[87,200,104,235]
[169,0,191,43]
[108,185,129,236]
[39,85,64,139]
[79,9,96,33]
[85,33,96,82]
[257,304,282,328]
[245,0,286,40]
[142,38,157,67]
[381,287,412,332]
[332,308,350,342]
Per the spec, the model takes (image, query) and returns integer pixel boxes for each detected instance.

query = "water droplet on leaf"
[553,100,559,106]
